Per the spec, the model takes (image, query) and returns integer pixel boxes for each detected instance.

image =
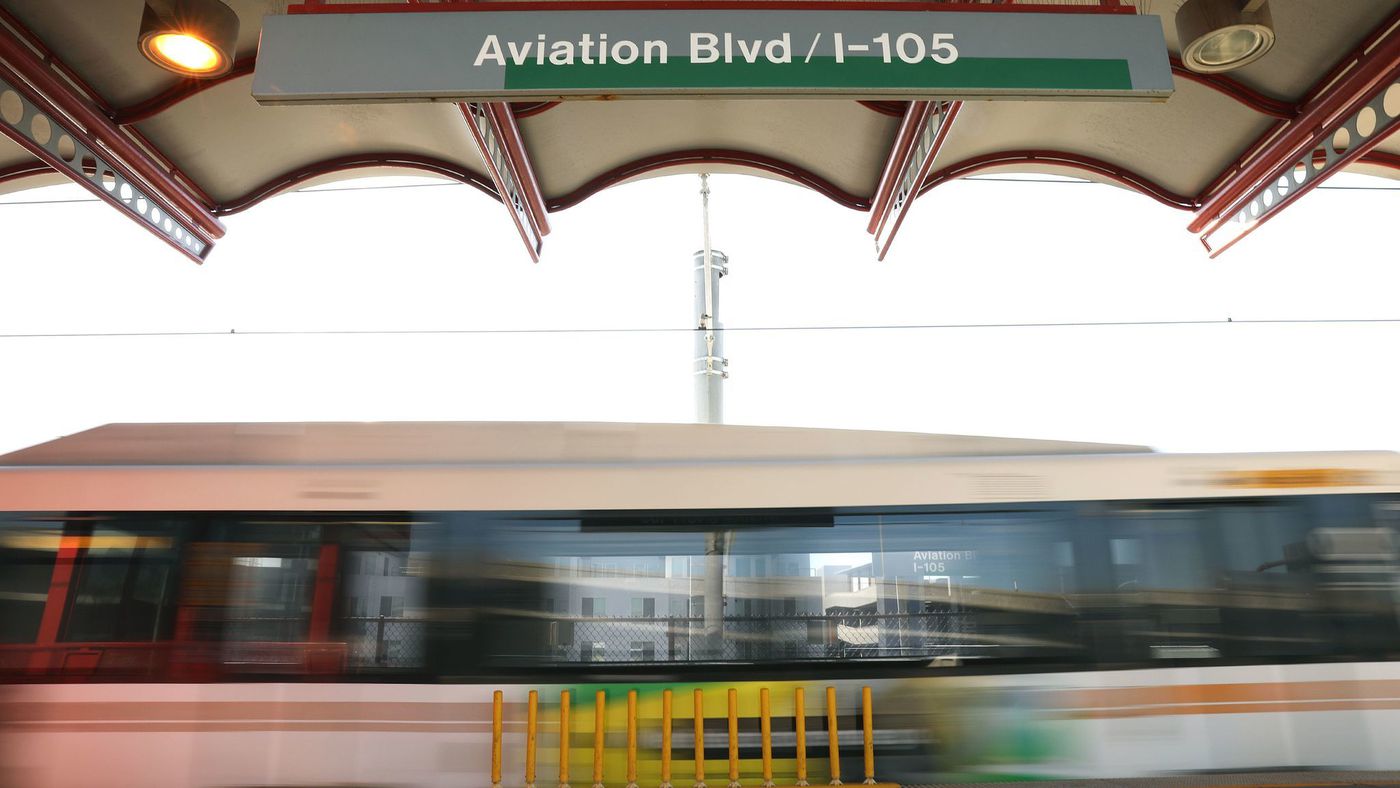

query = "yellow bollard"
[527,690,539,788]
[492,690,504,788]
[694,688,707,788]
[626,690,639,788]
[727,688,740,788]
[794,688,808,787]
[759,688,774,788]
[594,690,606,788]
[661,689,674,788]
[861,687,875,785]
[560,690,572,788]
[826,687,842,786]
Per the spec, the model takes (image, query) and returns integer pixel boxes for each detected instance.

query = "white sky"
[0,169,1397,457]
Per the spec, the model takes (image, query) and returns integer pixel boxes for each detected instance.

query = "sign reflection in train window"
[480,511,1081,664]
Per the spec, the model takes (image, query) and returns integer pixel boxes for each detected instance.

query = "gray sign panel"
[253,9,1173,104]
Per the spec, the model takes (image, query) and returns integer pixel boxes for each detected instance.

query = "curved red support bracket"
[1168,57,1297,120]
[511,101,561,118]
[112,56,258,126]
[917,149,1200,211]
[545,148,871,212]
[1355,150,1400,172]
[858,101,909,118]
[212,153,498,216]
[0,161,51,187]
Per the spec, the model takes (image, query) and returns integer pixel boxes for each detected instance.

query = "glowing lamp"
[138,0,239,78]
[1177,0,1275,74]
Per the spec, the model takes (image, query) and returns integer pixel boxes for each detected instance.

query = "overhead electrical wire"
[4,317,1400,341]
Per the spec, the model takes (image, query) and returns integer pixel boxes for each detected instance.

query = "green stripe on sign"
[503,56,1131,92]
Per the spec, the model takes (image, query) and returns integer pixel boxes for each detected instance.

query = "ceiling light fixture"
[1177,0,1275,74]
[138,0,239,78]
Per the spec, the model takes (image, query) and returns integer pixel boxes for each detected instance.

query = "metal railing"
[488,685,900,788]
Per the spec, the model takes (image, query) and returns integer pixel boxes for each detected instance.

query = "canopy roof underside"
[0,0,1397,249]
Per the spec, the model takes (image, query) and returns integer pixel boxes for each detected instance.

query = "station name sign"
[252,7,1173,104]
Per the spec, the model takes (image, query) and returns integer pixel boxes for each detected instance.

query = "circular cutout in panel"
[55,134,76,162]
[1332,126,1351,155]
[136,197,148,215]
[1263,190,1275,208]
[100,169,116,192]
[1276,175,1290,197]
[1356,107,1377,138]
[0,90,22,125]
[150,206,161,224]
[1386,83,1400,118]
[1310,146,1329,173]
[1294,163,1308,184]
[29,113,51,146]
[80,155,96,177]
[163,218,173,233]
[119,183,133,202]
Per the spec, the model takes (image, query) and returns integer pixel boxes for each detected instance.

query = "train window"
[335,518,427,672]
[0,515,59,645]
[474,516,708,665]
[163,517,332,676]
[1098,501,1367,661]
[61,517,182,643]
[476,509,1083,665]
[218,530,320,645]
[800,515,1080,663]
[1107,508,1211,592]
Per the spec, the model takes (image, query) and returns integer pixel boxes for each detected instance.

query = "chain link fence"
[341,616,428,668]
[541,612,977,664]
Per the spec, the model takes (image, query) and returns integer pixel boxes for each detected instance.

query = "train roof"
[0,421,1154,467]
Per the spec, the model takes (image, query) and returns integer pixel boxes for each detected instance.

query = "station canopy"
[0,0,1397,263]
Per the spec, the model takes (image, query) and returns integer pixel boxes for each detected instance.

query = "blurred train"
[4,421,1400,787]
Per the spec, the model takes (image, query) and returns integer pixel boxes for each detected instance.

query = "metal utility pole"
[694,173,728,424]
[694,173,729,660]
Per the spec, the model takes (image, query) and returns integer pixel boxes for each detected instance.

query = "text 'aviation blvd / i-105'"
[253,9,1173,103]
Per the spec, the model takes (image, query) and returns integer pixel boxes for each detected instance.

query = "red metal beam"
[864,101,961,259]
[1199,116,1400,257]
[546,148,871,212]
[0,21,224,261]
[917,149,1200,211]
[1190,6,1400,234]
[459,102,550,261]
[0,6,217,211]
[212,152,498,217]
[867,101,936,235]
[487,103,550,235]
